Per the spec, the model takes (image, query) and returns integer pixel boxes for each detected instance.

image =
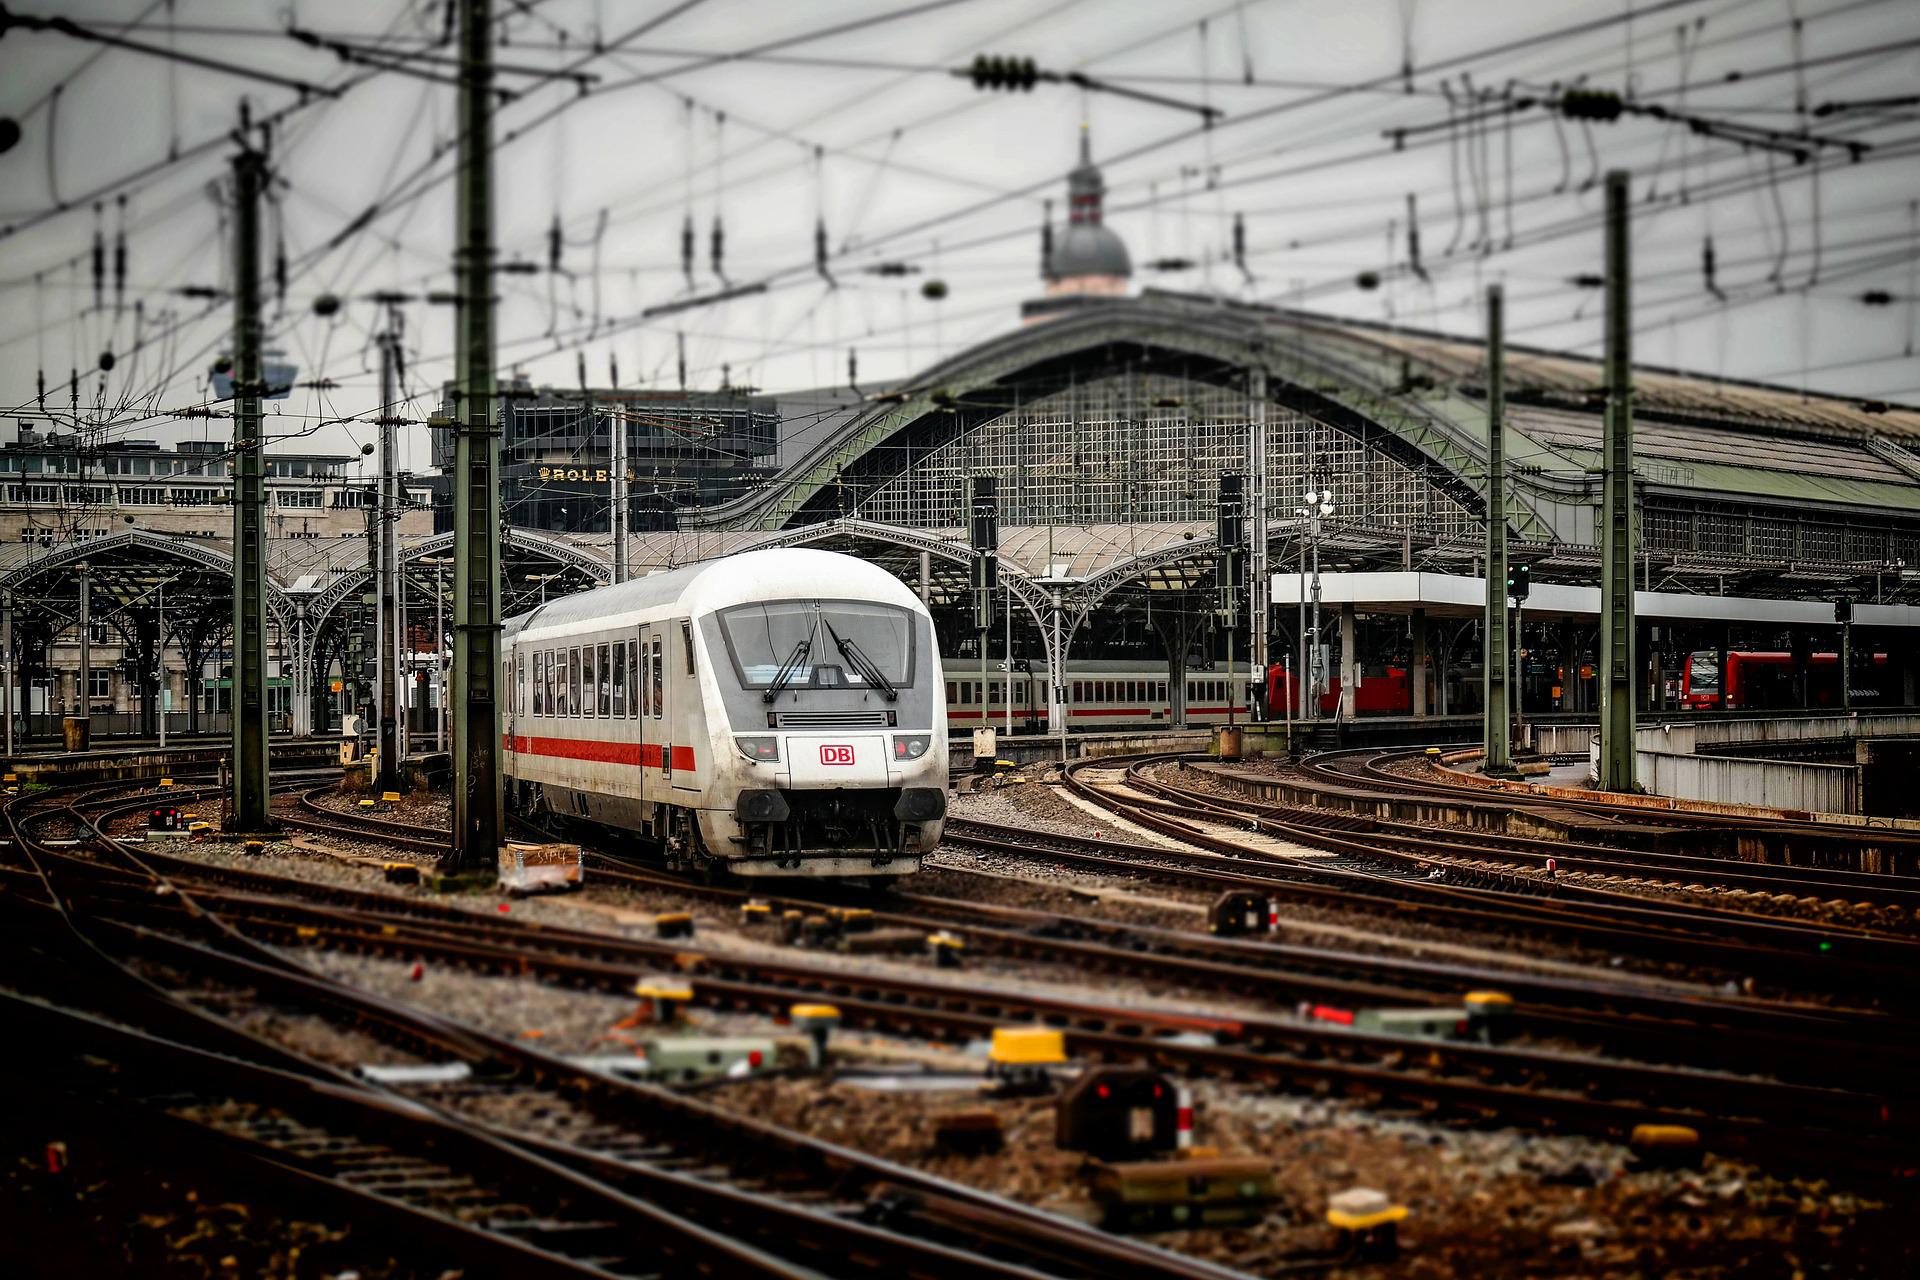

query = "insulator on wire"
[1406,194,1428,281]
[848,348,859,392]
[680,214,695,288]
[92,203,106,310]
[577,350,587,392]
[1233,211,1254,284]
[677,330,687,391]
[113,195,128,310]
[1702,236,1725,300]
[815,218,835,286]
[710,215,726,284]
[610,351,620,388]
[548,213,564,273]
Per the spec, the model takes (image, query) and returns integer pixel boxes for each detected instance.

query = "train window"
[1125,681,1136,702]
[946,681,956,704]
[582,645,598,718]
[598,642,612,716]
[640,640,651,717]
[543,651,554,717]
[681,620,695,675]
[530,653,541,716]
[517,654,526,716]
[569,649,582,717]
[612,643,626,717]
[651,638,664,717]
[1071,681,1083,701]
[627,641,640,718]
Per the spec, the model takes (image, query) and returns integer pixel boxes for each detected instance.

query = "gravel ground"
[295,947,798,1056]
[0,1098,439,1279]
[703,1073,1911,1279]
[307,786,452,831]
[64,786,1909,1279]
[952,778,1138,834]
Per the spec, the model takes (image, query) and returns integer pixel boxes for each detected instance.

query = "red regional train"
[1679,650,1889,710]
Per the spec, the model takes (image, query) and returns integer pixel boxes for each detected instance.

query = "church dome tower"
[1044,126,1131,295]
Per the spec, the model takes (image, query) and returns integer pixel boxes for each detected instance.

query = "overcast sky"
[2,0,1916,479]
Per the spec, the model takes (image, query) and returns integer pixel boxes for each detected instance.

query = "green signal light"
[1818,941,1832,953]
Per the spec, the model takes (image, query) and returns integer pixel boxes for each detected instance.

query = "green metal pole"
[230,144,272,830]
[1599,170,1639,791]
[1481,284,1512,775]
[449,0,501,878]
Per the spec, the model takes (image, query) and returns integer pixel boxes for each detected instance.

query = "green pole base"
[426,868,500,893]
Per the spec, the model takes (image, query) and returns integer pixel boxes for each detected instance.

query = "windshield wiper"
[762,639,811,704]
[824,622,897,701]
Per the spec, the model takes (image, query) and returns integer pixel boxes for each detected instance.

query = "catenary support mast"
[377,322,402,791]
[1599,170,1639,792]
[229,142,272,830]
[1482,284,1512,775]
[449,0,502,876]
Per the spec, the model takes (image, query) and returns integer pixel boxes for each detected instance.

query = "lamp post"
[527,573,559,606]
[1294,487,1334,718]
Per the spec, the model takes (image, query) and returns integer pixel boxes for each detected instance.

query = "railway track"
[581,847,1920,1092]
[87,784,1910,1091]
[3,779,1250,1280]
[1273,747,1920,904]
[40,786,1914,1177]
[1050,755,1920,988]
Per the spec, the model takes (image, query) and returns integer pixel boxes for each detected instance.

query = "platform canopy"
[1274,570,1920,629]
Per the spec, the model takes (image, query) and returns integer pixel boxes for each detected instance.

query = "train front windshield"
[718,600,915,692]
[1687,652,1719,697]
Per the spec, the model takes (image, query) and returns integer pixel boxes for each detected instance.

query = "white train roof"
[505,547,928,644]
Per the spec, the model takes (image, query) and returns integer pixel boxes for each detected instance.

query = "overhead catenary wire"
[3,0,1920,466]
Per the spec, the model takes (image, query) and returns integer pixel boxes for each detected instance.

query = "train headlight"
[734,736,780,763]
[891,734,931,760]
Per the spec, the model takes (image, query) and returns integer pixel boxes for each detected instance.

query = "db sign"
[818,744,855,766]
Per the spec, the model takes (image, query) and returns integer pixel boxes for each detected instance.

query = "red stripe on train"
[506,735,692,769]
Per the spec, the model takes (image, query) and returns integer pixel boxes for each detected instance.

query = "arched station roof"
[681,290,1920,545]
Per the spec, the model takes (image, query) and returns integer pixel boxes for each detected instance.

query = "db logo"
[819,744,855,766]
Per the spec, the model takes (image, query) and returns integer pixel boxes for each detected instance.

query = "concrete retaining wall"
[1640,712,1920,757]
[966,729,1212,765]
[1632,746,1858,815]
[1531,724,1598,755]
[1606,713,1920,815]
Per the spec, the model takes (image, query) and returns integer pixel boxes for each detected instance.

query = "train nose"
[786,735,887,783]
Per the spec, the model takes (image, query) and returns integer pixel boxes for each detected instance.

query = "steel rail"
[8,781,1257,1280]
[1062,755,1920,981]
[1273,748,1920,904]
[67,835,1909,1171]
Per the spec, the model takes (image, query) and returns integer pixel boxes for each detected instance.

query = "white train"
[941,658,1257,733]
[502,548,947,880]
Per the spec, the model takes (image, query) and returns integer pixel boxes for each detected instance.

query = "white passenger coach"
[502,548,947,880]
